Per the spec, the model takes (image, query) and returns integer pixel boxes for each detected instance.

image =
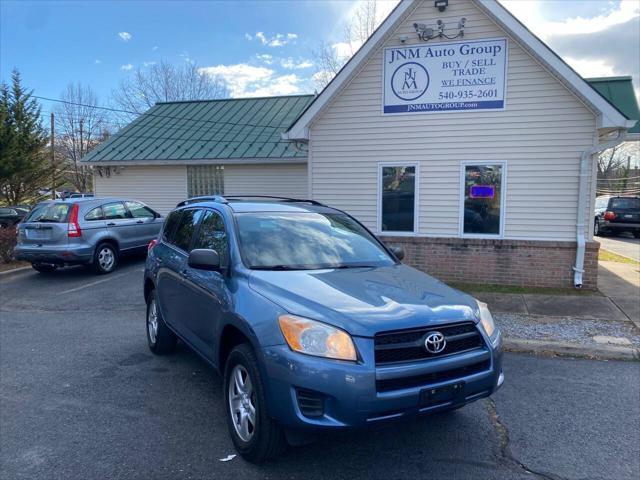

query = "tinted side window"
[84,206,103,221]
[125,201,155,218]
[103,202,129,220]
[162,211,182,243]
[192,210,228,266]
[173,209,203,252]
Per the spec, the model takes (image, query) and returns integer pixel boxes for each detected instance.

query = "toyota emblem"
[424,331,446,354]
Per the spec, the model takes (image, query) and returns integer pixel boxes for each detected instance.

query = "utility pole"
[79,119,84,192]
[50,112,55,199]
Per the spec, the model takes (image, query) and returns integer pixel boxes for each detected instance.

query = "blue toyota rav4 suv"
[144,196,504,462]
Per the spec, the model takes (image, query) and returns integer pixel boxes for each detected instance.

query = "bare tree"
[112,60,229,119]
[312,0,383,89]
[598,143,636,178]
[55,83,110,193]
[597,142,640,195]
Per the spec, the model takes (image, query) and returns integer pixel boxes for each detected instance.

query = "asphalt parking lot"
[1,259,639,480]
[596,233,640,261]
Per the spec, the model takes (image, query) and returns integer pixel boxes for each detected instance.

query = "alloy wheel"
[147,299,158,344]
[228,365,257,442]
[98,247,115,271]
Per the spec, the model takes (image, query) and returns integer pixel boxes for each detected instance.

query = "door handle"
[136,220,144,224]
[107,222,116,227]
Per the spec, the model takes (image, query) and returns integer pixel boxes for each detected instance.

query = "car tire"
[93,242,118,274]
[634,231,640,239]
[146,291,177,354]
[31,263,57,273]
[224,343,286,463]
[594,219,601,236]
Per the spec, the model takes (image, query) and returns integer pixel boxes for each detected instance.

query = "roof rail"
[176,195,228,207]
[222,195,325,206]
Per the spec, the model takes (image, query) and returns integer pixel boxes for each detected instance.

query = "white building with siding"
[83,0,637,290]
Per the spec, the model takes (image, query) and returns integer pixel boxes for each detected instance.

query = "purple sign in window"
[470,185,495,199]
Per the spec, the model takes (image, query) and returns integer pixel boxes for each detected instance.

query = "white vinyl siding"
[93,166,187,215]
[224,164,308,199]
[309,0,597,241]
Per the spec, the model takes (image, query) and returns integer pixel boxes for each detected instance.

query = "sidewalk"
[468,262,640,360]
[598,260,640,326]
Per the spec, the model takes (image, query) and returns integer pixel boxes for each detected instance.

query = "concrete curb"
[504,337,639,361]
[0,266,31,278]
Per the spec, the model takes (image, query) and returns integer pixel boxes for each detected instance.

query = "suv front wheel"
[146,292,177,354]
[224,343,286,463]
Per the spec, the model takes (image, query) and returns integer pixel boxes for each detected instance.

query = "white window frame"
[458,160,507,239]
[377,162,419,236]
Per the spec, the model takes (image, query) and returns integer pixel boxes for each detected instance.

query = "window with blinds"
[187,165,224,197]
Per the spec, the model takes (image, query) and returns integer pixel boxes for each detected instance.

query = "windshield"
[236,212,395,270]
[25,203,71,223]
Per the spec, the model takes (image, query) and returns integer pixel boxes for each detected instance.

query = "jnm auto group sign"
[383,38,507,114]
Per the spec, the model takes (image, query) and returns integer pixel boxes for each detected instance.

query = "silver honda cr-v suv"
[15,198,163,274]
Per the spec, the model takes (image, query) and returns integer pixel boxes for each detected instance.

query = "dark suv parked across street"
[144,196,504,462]
[594,195,640,237]
[15,198,163,273]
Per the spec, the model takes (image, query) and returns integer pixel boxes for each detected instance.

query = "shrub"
[0,226,17,263]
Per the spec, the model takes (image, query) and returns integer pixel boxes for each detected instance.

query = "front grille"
[295,388,325,418]
[374,322,483,365]
[376,360,490,392]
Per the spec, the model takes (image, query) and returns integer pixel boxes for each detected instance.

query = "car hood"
[248,264,479,337]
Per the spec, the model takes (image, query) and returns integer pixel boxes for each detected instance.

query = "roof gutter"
[573,128,627,288]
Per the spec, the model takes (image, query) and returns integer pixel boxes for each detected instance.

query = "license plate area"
[419,382,465,407]
[26,228,52,240]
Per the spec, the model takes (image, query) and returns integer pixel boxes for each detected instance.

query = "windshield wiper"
[251,265,307,271]
[332,264,378,269]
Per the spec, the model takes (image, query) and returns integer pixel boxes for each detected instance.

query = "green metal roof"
[82,94,315,163]
[586,76,640,134]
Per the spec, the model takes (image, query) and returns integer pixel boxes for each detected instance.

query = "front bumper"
[262,332,503,430]
[14,244,93,265]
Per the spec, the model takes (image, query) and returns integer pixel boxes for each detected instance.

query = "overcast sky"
[1,0,638,108]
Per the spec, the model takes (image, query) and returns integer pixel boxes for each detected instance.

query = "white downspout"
[574,128,627,288]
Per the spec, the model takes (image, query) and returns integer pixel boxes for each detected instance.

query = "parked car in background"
[0,206,30,228]
[143,196,504,462]
[594,196,640,238]
[15,198,163,274]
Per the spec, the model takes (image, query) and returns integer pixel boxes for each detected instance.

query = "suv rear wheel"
[93,243,118,274]
[146,292,177,354]
[224,343,286,463]
[31,263,57,273]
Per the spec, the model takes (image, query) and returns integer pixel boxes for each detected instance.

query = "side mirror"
[389,245,405,261]
[188,248,221,271]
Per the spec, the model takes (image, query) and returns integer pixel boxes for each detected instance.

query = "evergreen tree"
[0,69,50,205]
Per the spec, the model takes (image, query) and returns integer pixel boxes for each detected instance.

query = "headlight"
[278,315,357,361]
[477,301,495,337]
